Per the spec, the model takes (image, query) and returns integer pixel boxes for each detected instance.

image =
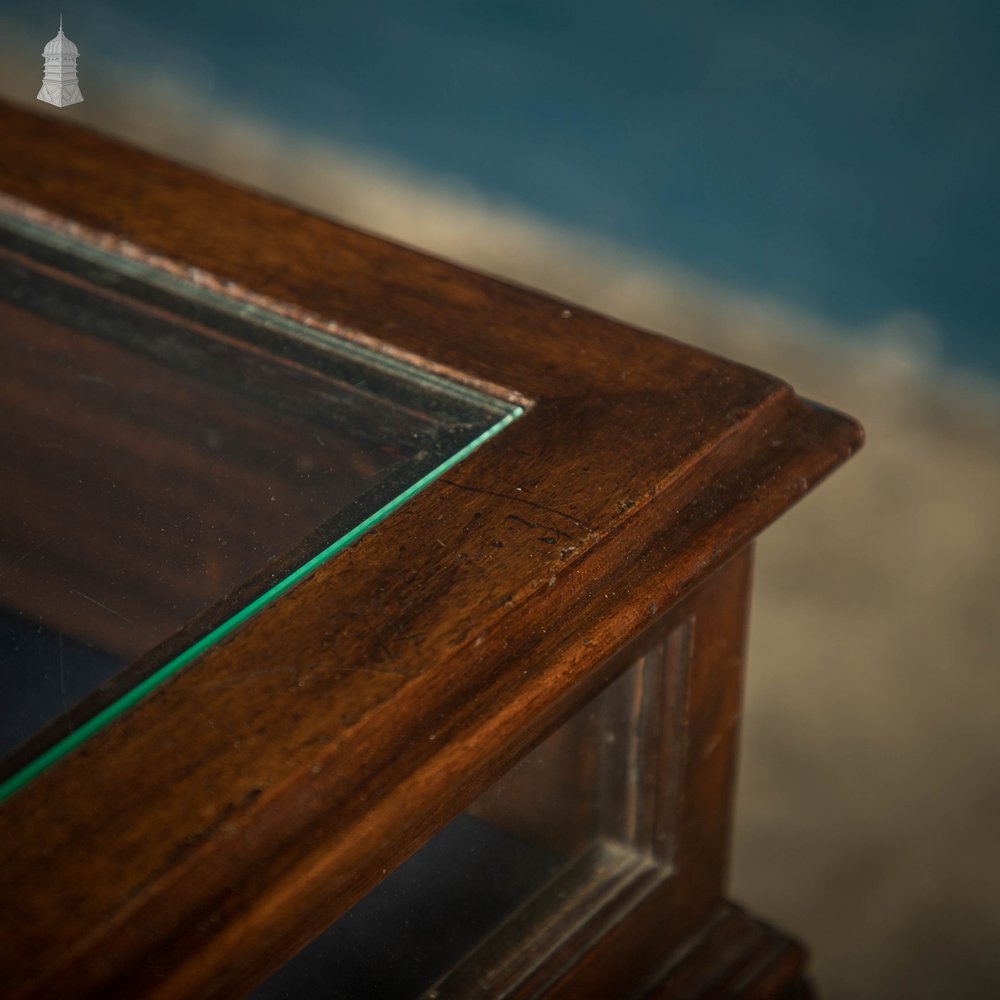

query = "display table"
[0,100,861,1000]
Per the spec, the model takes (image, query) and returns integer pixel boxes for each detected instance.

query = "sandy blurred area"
[3,47,1000,999]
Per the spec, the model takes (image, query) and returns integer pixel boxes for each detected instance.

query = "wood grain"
[0,100,861,999]
[637,902,811,1000]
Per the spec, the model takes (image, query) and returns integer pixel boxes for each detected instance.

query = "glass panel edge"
[0,205,524,801]
[0,364,522,802]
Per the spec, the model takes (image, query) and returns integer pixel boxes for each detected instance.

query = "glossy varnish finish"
[0,101,861,999]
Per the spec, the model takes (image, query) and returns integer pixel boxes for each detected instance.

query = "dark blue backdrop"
[11,2,1000,377]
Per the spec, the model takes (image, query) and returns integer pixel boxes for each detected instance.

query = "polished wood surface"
[638,903,813,1000]
[0,100,862,999]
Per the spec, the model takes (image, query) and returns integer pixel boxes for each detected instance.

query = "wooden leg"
[638,901,812,1000]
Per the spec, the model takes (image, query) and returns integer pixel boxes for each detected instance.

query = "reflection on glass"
[255,627,690,1000]
[0,217,520,796]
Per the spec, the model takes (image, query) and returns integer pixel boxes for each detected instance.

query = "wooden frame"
[0,100,862,1000]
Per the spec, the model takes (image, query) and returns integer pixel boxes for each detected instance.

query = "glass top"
[0,216,521,800]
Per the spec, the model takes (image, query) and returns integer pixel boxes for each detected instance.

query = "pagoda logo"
[38,16,83,108]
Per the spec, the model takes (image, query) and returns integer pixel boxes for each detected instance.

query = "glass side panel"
[254,626,690,1000]
[0,216,521,798]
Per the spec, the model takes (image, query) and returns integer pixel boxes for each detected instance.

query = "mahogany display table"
[0,100,861,1000]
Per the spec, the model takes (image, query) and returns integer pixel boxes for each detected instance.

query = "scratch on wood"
[503,513,573,541]
[699,708,742,764]
[440,478,592,532]
[373,631,395,664]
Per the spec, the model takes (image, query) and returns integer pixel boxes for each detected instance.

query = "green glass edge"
[0,405,523,804]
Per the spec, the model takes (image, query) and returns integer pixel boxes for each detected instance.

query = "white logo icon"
[38,16,83,108]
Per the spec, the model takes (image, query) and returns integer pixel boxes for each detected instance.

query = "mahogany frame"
[0,101,862,1000]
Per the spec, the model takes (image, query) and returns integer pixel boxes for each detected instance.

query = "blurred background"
[2,3,999,996]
